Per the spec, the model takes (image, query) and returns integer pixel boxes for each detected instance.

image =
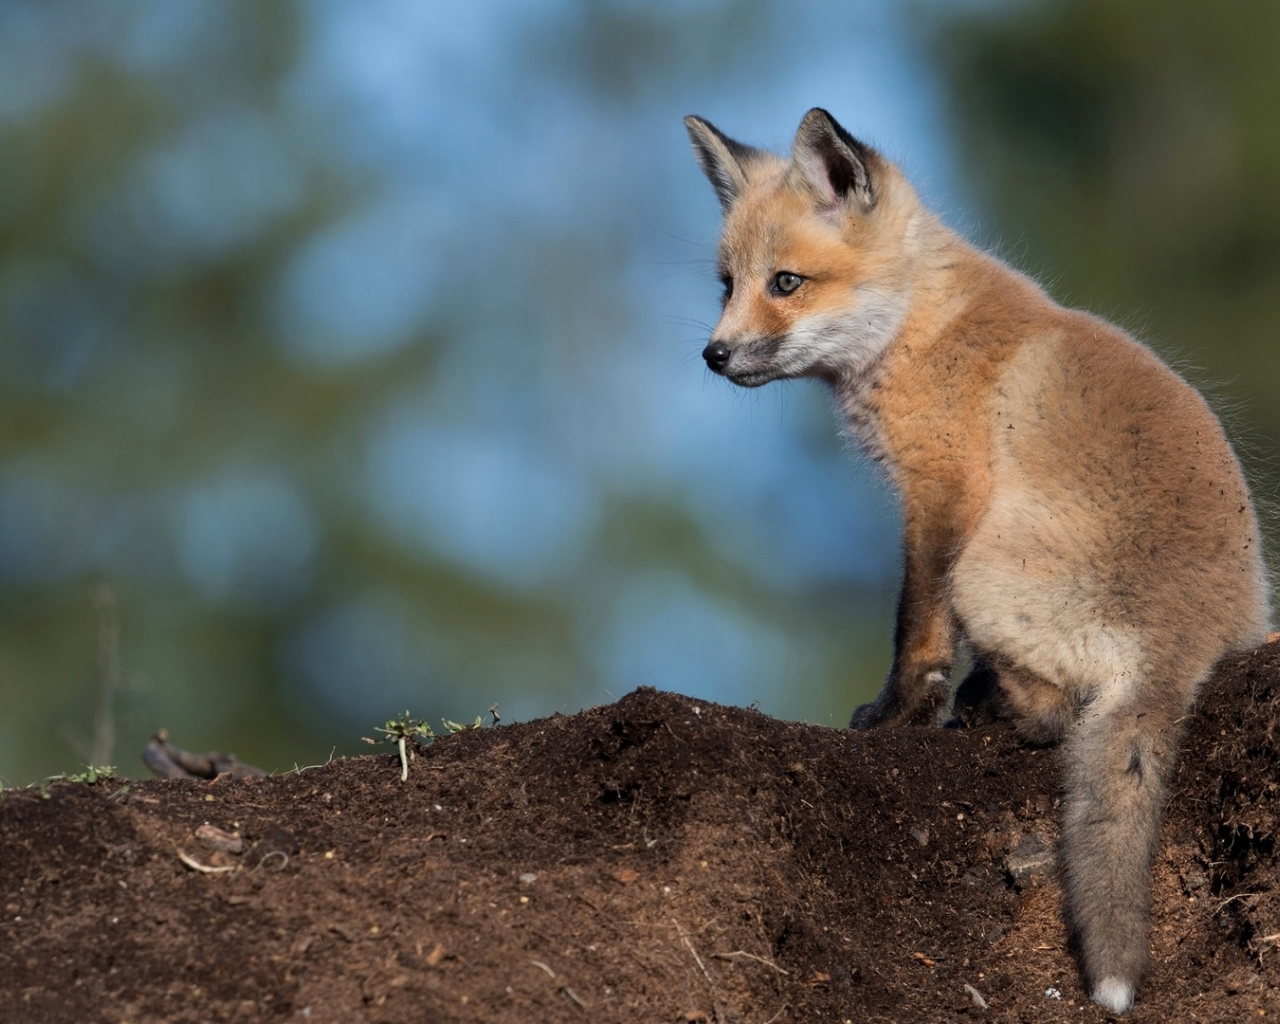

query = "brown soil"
[4,645,1280,1023]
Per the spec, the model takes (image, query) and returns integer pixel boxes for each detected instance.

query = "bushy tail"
[1059,691,1186,1014]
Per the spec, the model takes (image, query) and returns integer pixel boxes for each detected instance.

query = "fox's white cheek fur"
[780,287,908,378]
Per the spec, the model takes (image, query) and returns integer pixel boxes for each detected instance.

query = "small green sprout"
[50,765,118,785]
[364,712,434,781]
[442,704,501,733]
[364,705,500,781]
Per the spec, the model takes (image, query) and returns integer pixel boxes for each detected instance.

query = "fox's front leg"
[850,515,958,729]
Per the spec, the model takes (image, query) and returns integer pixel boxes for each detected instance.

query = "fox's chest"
[834,337,1001,521]
[833,365,891,464]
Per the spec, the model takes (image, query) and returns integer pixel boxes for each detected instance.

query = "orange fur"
[686,108,1269,1014]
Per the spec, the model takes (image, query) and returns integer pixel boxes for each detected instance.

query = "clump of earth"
[4,643,1280,1022]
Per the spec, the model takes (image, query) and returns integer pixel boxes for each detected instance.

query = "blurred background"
[3,0,1279,784]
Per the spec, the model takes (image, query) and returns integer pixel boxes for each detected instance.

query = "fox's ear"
[684,115,760,214]
[792,108,877,212]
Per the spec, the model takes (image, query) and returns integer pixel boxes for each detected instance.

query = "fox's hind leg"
[998,662,1074,745]
[1059,682,1191,1014]
[949,656,1073,743]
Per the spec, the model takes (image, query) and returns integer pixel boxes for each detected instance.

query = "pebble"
[1005,833,1055,885]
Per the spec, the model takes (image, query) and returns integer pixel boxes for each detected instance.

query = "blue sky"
[0,0,986,778]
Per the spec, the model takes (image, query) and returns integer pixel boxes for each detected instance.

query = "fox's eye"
[772,272,804,295]
[719,274,734,305]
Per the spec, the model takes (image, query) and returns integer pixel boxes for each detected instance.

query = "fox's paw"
[849,700,891,730]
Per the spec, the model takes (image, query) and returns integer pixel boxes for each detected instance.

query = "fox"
[684,107,1269,1013]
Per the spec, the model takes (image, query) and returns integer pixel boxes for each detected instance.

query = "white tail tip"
[1092,977,1135,1013]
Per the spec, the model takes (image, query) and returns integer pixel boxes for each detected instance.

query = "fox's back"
[976,311,1267,664]
[859,251,1267,676]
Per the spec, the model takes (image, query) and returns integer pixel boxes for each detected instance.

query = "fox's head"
[685,108,920,387]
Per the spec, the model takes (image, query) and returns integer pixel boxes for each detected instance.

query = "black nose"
[702,341,731,372]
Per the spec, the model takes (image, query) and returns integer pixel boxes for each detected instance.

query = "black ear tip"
[799,107,839,133]
[685,114,715,141]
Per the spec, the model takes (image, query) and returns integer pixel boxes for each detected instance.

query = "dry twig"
[176,849,236,874]
[672,917,711,983]
[711,950,788,975]
[145,730,266,780]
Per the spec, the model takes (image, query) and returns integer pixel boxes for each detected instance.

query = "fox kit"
[685,108,1268,1013]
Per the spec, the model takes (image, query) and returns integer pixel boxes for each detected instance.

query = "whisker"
[637,221,712,250]
[649,256,719,270]
[662,315,716,332]
[652,264,722,287]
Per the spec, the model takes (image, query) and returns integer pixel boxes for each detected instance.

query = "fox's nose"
[702,341,731,372]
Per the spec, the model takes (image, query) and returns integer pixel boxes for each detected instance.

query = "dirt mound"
[4,645,1280,1023]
